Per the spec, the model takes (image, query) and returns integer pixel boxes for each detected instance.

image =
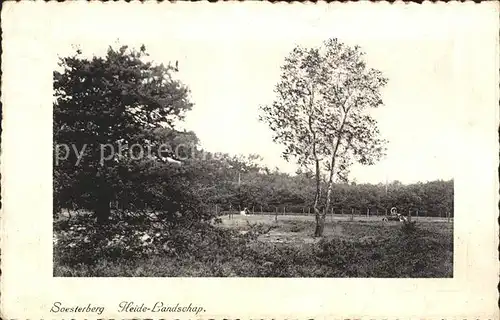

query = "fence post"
[260,205,263,214]
[283,206,286,215]
[351,208,354,221]
[308,207,311,215]
[367,208,369,218]
[229,204,232,220]
[408,208,411,222]
[275,207,278,222]
[252,206,254,214]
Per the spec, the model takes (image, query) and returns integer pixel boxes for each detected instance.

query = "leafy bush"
[401,220,417,234]
[55,215,176,267]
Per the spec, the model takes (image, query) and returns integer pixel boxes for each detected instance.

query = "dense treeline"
[182,156,454,217]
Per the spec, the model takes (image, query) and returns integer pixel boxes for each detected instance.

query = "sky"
[49,2,496,184]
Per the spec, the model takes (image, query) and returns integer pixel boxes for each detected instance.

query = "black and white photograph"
[50,7,459,279]
[1,1,498,318]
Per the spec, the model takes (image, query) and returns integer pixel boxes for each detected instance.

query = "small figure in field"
[240,207,249,216]
[382,207,407,222]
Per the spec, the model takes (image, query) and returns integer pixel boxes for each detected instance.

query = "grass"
[219,214,452,242]
[54,214,453,278]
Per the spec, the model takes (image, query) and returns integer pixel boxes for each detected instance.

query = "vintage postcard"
[1,1,498,319]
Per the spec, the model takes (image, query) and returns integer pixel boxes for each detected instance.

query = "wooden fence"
[213,204,453,221]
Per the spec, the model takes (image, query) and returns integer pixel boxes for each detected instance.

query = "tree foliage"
[259,38,388,236]
[53,45,201,224]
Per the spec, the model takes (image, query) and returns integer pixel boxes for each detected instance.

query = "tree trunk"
[95,195,111,224]
[313,158,323,237]
[324,181,334,216]
[323,112,348,226]
[307,86,324,237]
[323,153,336,224]
[314,214,326,237]
[94,172,112,224]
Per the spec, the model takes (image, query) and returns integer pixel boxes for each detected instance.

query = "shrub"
[54,216,452,278]
[401,220,417,234]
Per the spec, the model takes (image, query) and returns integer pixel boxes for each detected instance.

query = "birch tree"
[259,38,388,236]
